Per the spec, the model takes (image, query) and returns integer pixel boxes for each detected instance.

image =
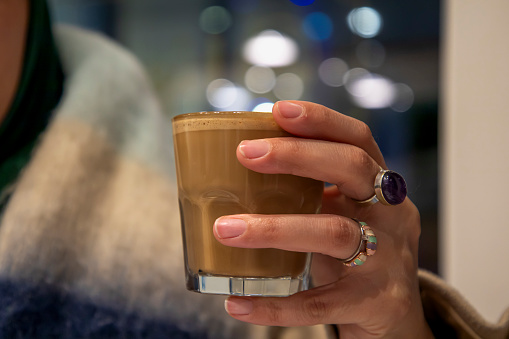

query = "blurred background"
[48,0,440,273]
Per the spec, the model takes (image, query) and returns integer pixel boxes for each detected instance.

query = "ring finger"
[214,214,371,264]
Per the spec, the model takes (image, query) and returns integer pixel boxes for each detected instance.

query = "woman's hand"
[213,101,433,339]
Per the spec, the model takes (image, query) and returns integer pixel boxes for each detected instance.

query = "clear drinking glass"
[172,111,323,297]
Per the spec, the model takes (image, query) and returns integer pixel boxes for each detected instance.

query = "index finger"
[273,101,386,168]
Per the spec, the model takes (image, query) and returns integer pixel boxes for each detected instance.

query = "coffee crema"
[172,111,280,133]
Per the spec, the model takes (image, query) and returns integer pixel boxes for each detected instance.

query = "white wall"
[441,0,509,323]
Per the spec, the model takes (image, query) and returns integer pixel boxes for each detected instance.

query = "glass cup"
[172,111,323,297]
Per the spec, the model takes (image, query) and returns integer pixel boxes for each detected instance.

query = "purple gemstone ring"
[375,169,407,205]
[354,168,407,206]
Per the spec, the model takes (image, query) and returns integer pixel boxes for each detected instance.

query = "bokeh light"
[348,75,395,109]
[242,30,299,67]
[347,7,383,38]
[343,69,396,109]
[303,12,333,41]
[318,57,349,87]
[343,68,372,96]
[355,39,386,68]
[206,79,251,110]
[273,73,304,100]
[390,83,414,112]
[244,65,276,93]
[289,0,315,6]
[344,69,414,111]
[252,101,275,112]
[199,6,232,34]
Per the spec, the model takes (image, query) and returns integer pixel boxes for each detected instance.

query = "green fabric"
[0,0,64,210]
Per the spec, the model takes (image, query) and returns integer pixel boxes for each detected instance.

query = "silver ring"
[340,219,377,267]
[353,193,379,206]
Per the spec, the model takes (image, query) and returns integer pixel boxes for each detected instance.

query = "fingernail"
[215,218,247,239]
[225,298,253,315]
[277,101,303,119]
[238,140,270,159]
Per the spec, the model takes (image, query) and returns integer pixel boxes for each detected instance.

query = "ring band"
[354,193,379,206]
[354,167,407,206]
[341,219,377,267]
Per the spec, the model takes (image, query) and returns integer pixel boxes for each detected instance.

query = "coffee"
[173,111,323,296]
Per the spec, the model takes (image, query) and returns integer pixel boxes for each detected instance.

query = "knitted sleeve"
[419,269,509,339]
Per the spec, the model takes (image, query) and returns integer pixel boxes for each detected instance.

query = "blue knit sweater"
[0,279,207,339]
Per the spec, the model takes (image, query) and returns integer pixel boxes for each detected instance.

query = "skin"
[0,0,28,124]
[214,101,434,338]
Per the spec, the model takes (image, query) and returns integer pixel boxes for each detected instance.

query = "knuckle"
[301,296,332,323]
[385,282,413,324]
[325,218,356,256]
[407,203,422,243]
[264,301,284,323]
[346,148,379,198]
[356,121,375,144]
[270,138,305,174]
[316,104,333,123]
[256,217,283,244]
[283,139,302,157]
[364,282,414,329]
[348,147,374,172]
[272,137,299,154]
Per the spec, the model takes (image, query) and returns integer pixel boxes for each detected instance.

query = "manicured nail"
[225,298,253,315]
[215,218,247,239]
[278,101,303,119]
[238,140,270,159]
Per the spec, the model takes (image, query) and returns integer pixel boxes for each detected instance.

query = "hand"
[213,101,433,338]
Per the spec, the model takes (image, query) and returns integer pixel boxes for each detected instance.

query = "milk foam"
[172,112,280,133]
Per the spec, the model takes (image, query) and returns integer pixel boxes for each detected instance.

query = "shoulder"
[52,25,174,176]
[53,24,147,86]
[52,24,158,121]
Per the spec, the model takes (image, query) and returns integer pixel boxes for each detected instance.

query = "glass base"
[187,272,309,297]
